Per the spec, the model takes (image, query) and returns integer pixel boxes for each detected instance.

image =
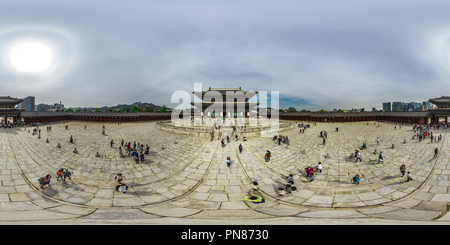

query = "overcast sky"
[1,0,450,111]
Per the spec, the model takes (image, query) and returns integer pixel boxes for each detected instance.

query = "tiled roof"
[20,111,172,118]
[279,111,434,118]
[429,96,450,103]
[0,96,23,104]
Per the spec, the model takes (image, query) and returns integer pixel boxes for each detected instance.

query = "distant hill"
[71,102,170,112]
[108,102,166,111]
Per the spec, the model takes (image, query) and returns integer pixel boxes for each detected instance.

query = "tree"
[158,105,168,112]
[94,108,101,112]
[144,106,154,112]
[65,108,74,112]
[288,107,297,112]
[319,109,326,112]
[337,109,344,112]
[301,109,307,112]
[75,109,81,112]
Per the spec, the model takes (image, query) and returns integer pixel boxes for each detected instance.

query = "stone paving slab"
[296,210,368,218]
[1,121,450,223]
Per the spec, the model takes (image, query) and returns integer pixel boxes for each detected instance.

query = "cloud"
[1,1,450,110]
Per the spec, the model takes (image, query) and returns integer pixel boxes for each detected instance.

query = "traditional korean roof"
[193,87,258,100]
[429,96,450,104]
[19,111,172,118]
[0,108,25,115]
[19,111,69,117]
[279,111,433,118]
[0,96,23,104]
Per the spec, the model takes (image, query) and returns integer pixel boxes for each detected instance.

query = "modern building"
[382,102,391,112]
[392,102,403,112]
[36,102,64,111]
[423,101,432,110]
[37,104,51,112]
[23,96,35,111]
[50,102,64,111]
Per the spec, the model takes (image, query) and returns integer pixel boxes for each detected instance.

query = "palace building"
[0,96,25,124]
[427,96,450,123]
[191,87,259,118]
[4,94,450,125]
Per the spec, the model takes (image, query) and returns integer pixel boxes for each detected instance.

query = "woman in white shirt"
[118,184,129,194]
[316,162,322,173]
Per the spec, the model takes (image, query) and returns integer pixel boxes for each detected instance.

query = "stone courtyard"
[1,120,450,224]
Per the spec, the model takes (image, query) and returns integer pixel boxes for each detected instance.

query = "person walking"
[63,168,72,182]
[400,165,406,177]
[309,173,315,182]
[316,162,322,173]
[115,173,124,183]
[239,143,243,154]
[56,168,64,181]
[135,154,139,164]
[378,151,383,163]
[434,148,439,158]
[377,137,380,145]
[39,174,52,189]
[226,157,231,168]
[406,172,413,182]
[305,167,313,178]
[118,183,129,194]
[286,174,294,184]
[264,151,271,162]
[355,151,362,162]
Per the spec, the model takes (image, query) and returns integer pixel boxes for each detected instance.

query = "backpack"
[115,185,120,191]
[291,186,297,191]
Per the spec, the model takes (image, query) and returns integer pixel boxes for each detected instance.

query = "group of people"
[39,168,72,189]
[120,140,149,163]
[277,174,296,197]
[298,123,310,133]
[304,162,322,182]
[114,173,129,193]
[273,135,290,145]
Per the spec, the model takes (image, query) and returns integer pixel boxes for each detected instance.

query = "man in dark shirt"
[63,168,72,182]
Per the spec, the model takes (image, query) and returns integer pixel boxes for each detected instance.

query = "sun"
[9,42,52,73]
